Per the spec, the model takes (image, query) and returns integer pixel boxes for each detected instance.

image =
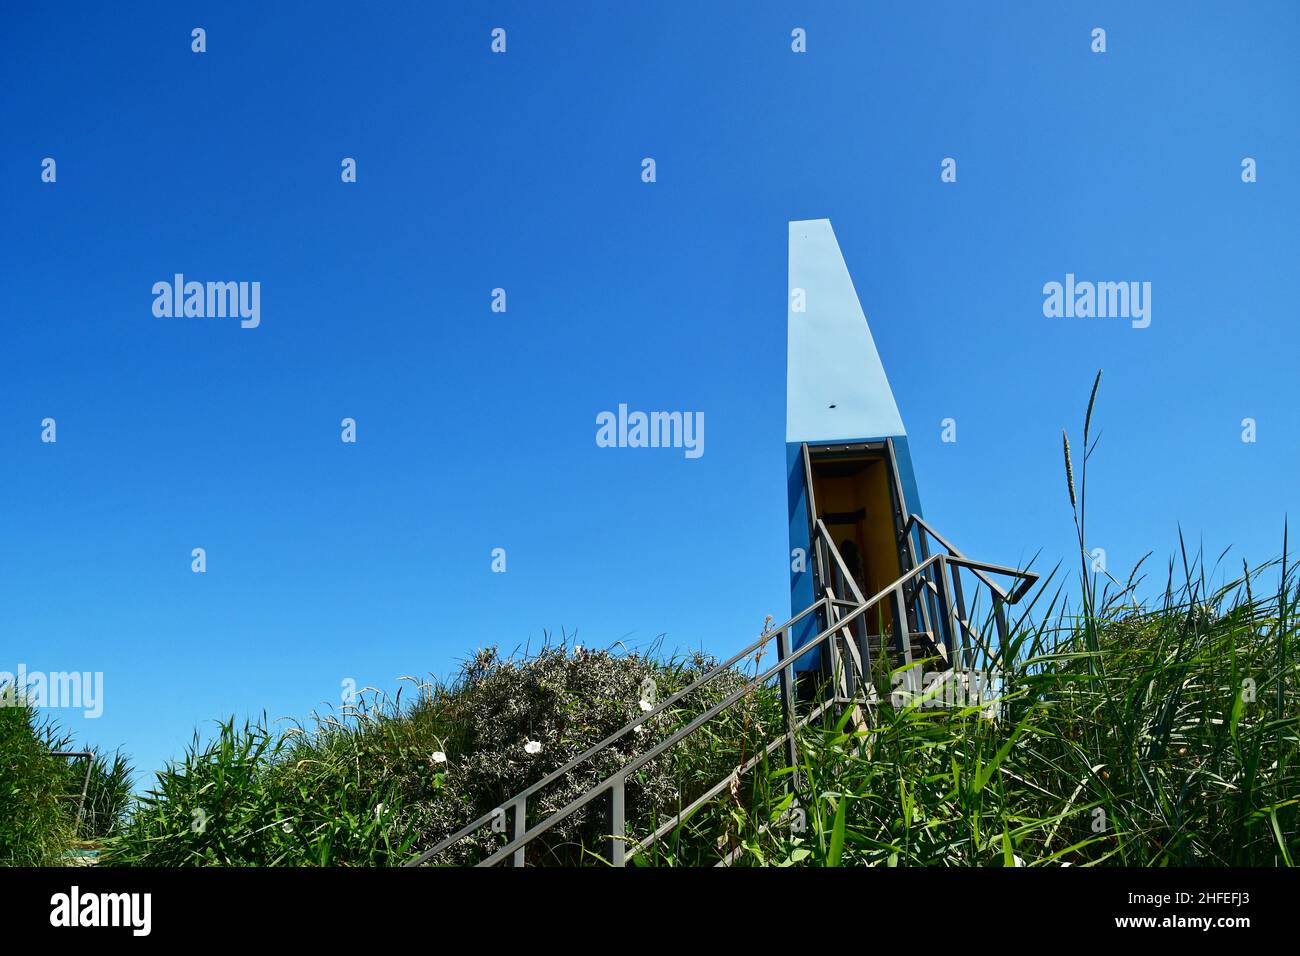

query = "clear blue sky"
[3,3,1296,784]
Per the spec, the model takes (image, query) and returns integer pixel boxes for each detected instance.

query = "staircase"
[405,515,1037,867]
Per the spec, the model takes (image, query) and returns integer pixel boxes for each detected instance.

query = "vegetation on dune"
[0,695,132,865]
[8,557,1298,867]
[101,644,777,866]
[714,554,1298,867]
[8,373,1299,867]
[0,698,71,866]
[710,372,1298,867]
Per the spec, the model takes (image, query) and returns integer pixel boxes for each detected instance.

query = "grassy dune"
[7,377,1297,866]
[5,551,1296,868]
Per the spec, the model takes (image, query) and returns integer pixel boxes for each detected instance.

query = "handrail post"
[857,610,871,699]
[511,798,527,867]
[892,585,918,705]
[813,533,831,686]
[891,585,912,666]
[949,561,971,670]
[838,603,858,702]
[940,556,968,683]
[826,536,845,696]
[827,599,843,703]
[994,599,1009,667]
[909,525,937,645]
[933,555,956,665]
[813,533,829,601]
[912,519,933,634]
[608,778,626,867]
[775,625,800,782]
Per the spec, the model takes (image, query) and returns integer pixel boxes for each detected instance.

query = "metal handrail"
[404,597,830,866]
[901,513,1040,672]
[408,521,1039,867]
[817,518,869,606]
[903,514,1036,604]
[477,558,912,866]
[51,751,94,833]
[474,548,1036,867]
[626,695,838,862]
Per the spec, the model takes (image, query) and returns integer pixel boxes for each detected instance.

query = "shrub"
[104,643,778,865]
[0,693,73,865]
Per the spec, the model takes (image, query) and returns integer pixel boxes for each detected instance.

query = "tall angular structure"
[409,218,1040,864]
[786,219,924,668]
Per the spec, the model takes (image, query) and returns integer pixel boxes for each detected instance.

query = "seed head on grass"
[1062,430,1076,510]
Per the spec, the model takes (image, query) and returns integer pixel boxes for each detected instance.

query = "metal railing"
[51,750,94,834]
[406,518,1038,867]
[404,595,830,867]
[900,514,1037,674]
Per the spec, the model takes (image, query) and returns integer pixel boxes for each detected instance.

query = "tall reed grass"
[16,374,1297,867]
[704,372,1297,866]
[0,693,133,864]
[103,643,777,865]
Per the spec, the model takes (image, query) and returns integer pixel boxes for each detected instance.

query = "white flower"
[375,802,386,819]
[432,751,447,764]
[638,699,653,712]
[524,740,542,755]
[634,724,646,734]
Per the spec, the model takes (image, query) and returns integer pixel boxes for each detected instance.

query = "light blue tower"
[786,220,924,670]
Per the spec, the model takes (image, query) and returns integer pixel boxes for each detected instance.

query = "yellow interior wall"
[861,459,902,592]
[811,457,900,632]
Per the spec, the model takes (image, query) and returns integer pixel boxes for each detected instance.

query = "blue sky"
[2,3,1296,784]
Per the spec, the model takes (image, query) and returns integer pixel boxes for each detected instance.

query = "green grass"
[712,553,1298,867]
[0,696,73,866]
[90,542,1297,868]
[0,694,133,865]
[101,643,779,866]
[708,371,1298,867]
[11,553,1297,867]
[11,374,1299,867]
